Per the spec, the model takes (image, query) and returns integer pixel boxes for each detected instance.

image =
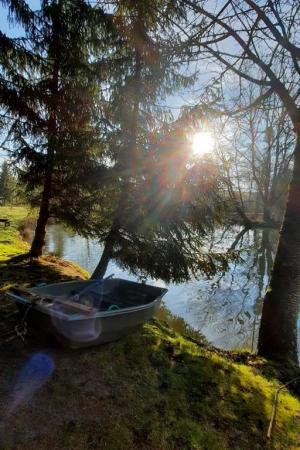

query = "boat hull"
[8,279,167,348]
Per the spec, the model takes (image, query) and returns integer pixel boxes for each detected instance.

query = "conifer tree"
[0,0,108,257]
[87,1,226,281]
[0,160,15,204]
[89,0,187,278]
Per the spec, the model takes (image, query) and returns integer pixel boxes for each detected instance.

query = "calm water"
[45,224,297,352]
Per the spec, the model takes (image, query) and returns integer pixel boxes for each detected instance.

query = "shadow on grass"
[0,256,87,291]
[0,320,299,449]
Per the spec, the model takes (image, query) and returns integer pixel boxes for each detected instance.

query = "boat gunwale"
[6,280,168,322]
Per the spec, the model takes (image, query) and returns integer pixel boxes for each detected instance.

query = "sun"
[192,131,214,157]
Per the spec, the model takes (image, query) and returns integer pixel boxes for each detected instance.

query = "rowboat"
[6,278,167,348]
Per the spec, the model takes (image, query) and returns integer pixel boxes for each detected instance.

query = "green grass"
[0,205,34,261]
[0,206,299,449]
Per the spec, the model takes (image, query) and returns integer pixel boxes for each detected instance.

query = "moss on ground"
[0,207,299,449]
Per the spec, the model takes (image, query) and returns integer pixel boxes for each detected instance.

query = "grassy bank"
[0,205,89,284]
[0,207,299,449]
[0,205,33,261]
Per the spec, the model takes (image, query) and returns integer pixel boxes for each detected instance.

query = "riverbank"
[0,206,34,261]
[0,206,300,449]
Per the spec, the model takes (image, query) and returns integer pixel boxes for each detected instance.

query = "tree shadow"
[0,257,85,290]
[0,317,299,449]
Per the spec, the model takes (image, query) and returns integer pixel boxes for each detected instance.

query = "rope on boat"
[0,303,33,343]
[14,303,34,342]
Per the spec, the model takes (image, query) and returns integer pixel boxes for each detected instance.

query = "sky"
[0,0,40,36]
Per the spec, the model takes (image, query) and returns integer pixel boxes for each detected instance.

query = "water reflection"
[178,227,277,350]
[45,224,282,351]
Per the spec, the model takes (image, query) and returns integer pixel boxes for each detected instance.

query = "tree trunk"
[91,43,142,280]
[236,204,253,228]
[29,13,59,258]
[29,169,52,257]
[90,224,119,279]
[257,133,300,363]
[263,205,272,224]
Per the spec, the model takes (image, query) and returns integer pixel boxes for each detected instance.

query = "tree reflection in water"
[183,226,278,351]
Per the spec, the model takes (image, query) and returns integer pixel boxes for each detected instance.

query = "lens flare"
[6,352,55,417]
[192,131,214,157]
[50,301,102,343]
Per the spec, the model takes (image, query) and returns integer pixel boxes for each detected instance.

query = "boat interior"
[28,279,166,312]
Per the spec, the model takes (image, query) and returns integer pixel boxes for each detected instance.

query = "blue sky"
[0,0,40,36]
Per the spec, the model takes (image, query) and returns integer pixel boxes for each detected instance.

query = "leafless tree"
[178,0,300,363]
[215,90,294,226]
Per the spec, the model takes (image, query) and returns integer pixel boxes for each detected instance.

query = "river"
[45,224,300,353]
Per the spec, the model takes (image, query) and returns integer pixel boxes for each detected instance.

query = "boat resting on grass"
[6,278,168,348]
